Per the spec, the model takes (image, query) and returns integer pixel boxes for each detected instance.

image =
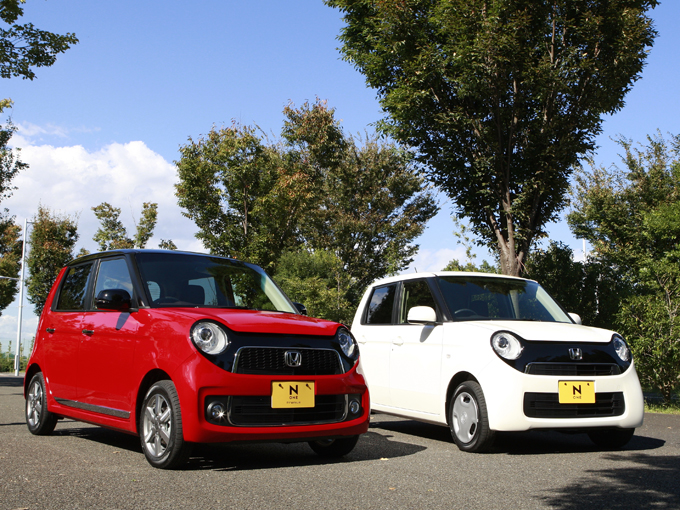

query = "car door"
[388,278,443,415]
[78,257,140,416]
[41,262,94,403]
[353,283,398,407]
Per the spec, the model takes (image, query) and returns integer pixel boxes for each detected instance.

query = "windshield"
[435,275,571,323]
[135,252,297,313]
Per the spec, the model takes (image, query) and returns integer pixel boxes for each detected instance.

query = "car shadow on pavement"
[52,423,426,471]
[371,415,664,455]
[539,453,680,509]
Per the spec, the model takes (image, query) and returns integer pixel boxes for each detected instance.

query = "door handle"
[45,327,55,334]
[392,336,404,346]
[356,335,367,344]
[82,329,94,336]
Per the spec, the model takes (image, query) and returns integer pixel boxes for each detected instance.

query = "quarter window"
[55,263,94,311]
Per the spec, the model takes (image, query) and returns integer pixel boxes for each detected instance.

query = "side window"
[55,263,94,311]
[399,279,437,324]
[93,258,134,309]
[364,284,397,324]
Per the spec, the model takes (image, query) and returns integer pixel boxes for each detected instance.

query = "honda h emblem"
[569,348,583,360]
[284,351,302,367]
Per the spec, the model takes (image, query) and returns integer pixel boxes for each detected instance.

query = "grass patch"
[645,402,680,415]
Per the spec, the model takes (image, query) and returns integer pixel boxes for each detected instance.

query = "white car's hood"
[451,320,615,343]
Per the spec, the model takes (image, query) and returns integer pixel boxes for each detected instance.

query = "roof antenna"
[414,267,418,273]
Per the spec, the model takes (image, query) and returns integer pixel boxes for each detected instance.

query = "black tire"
[448,381,495,452]
[587,428,635,450]
[308,435,359,457]
[139,380,192,469]
[25,372,58,435]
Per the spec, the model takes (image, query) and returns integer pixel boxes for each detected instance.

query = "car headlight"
[336,327,358,358]
[612,334,630,362]
[491,331,523,360]
[191,321,229,355]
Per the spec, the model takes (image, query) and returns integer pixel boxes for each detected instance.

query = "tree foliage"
[176,100,438,309]
[25,205,78,316]
[0,0,78,81]
[568,133,680,402]
[92,202,163,251]
[275,250,354,324]
[0,216,20,313]
[326,0,658,276]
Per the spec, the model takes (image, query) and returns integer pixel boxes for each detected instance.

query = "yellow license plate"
[271,381,315,408]
[558,381,595,404]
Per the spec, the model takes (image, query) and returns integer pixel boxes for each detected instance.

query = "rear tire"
[308,436,359,457]
[26,372,57,435]
[140,380,192,469]
[587,428,635,449]
[448,381,495,452]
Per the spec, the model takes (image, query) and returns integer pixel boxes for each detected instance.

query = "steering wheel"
[454,308,477,317]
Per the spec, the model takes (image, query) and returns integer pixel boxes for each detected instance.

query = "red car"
[24,250,369,468]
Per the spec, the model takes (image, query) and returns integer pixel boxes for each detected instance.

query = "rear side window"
[364,284,397,324]
[55,263,94,311]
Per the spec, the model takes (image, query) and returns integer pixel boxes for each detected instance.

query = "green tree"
[0,216,21,313]
[176,124,310,271]
[275,249,354,324]
[1,0,78,111]
[176,100,438,299]
[568,133,680,402]
[442,258,498,273]
[25,205,78,316]
[282,100,438,301]
[0,121,26,313]
[92,202,164,251]
[326,0,658,276]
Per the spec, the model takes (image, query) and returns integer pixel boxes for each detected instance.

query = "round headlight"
[191,321,229,355]
[337,327,357,358]
[491,332,523,360]
[612,334,630,362]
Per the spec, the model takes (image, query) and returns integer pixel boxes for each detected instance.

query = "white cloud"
[403,247,470,274]
[4,138,201,253]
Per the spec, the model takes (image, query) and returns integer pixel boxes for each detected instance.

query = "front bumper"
[172,353,370,443]
[479,357,645,432]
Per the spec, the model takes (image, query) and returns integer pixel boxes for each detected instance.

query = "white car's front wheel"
[449,381,495,452]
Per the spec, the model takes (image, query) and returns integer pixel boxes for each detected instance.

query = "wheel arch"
[135,368,172,433]
[24,363,43,398]
[445,371,479,426]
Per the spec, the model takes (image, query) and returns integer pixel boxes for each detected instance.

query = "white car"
[352,272,644,452]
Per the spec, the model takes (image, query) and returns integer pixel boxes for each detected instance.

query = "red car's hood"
[153,307,341,336]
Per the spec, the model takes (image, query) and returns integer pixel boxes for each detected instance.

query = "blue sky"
[1,0,678,344]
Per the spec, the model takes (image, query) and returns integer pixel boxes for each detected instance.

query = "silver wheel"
[142,392,172,458]
[139,380,191,469]
[452,390,479,443]
[26,379,44,428]
[25,372,57,435]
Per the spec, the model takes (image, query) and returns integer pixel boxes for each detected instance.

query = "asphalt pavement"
[1,373,679,510]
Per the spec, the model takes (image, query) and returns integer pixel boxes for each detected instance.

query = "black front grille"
[525,363,621,376]
[523,392,625,418]
[227,395,347,426]
[234,347,342,375]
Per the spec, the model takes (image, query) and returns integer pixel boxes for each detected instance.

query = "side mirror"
[407,306,437,325]
[569,313,582,325]
[95,289,133,312]
[293,302,308,316]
